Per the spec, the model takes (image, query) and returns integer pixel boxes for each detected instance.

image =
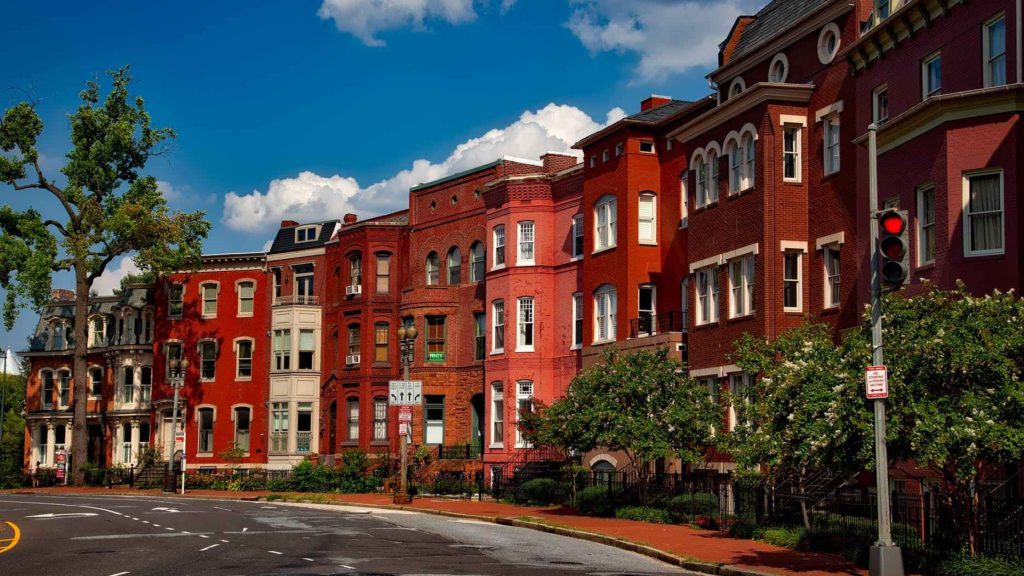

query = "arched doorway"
[328,400,337,454]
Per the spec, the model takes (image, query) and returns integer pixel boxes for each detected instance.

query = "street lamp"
[164,357,188,493]
[393,324,417,504]
[0,348,9,474]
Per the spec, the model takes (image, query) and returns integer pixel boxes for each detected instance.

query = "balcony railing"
[437,443,484,460]
[296,431,312,453]
[273,295,320,306]
[629,311,688,339]
[270,432,288,454]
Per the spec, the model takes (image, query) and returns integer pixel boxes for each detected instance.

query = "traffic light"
[878,209,909,289]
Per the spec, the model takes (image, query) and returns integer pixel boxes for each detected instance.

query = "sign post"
[55,448,67,485]
[175,431,186,495]
[390,380,422,504]
[865,366,889,400]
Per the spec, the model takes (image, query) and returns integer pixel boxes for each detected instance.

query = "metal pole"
[0,349,8,471]
[397,340,411,504]
[868,123,904,576]
[167,382,179,492]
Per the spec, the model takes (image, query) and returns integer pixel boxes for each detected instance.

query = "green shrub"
[728,519,758,538]
[266,477,293,492]
[265,494,282,502]
[663,492,719,521]
[937,556,1024,576]
[615,506,672,524]
[575,485,619,517]
[432,476,474,496]
[290,460,337,492]
[514,478,568,505]
[757,526,808,550]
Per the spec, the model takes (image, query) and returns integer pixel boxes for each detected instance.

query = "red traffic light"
[880,236,906,259]
[879,211,906,235]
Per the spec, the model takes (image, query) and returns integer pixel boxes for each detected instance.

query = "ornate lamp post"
[393,324,417,504]
[163,357,188,493]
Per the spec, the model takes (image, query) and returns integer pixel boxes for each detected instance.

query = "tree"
[0,371,26,488]
[728,321,873,528]
[522,347,718,495]
[0,67,210,485]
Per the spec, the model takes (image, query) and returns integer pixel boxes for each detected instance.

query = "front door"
[470,393,484,450]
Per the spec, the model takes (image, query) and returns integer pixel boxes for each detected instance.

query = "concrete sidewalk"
[4,487,865,576]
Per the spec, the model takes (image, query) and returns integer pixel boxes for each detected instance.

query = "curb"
[264,496,782,576]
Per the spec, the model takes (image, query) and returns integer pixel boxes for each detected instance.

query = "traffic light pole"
[867,124,904,576]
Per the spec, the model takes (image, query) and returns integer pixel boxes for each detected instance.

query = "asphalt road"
[0,493,691,576]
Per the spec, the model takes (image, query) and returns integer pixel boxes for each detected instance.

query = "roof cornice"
[668,83,815,143]
[572,97,715,150]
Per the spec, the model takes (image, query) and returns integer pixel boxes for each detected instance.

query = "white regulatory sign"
[865,365,888,399]
[389,380,423,406]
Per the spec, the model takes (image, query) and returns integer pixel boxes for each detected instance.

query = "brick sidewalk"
[4,487,865,576]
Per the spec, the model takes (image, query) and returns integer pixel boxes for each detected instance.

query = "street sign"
[55,449,66,482]
[398,423,409,436]
[865,365,889,399]
[175,432,185,445]
[389,380,423,406]
[398,406,413,423]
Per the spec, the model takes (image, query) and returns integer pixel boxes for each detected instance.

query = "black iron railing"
[436,443,484,460]
[628,311,688,338]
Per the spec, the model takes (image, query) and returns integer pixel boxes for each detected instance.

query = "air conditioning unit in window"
[346,285,362,296]
[346,354,360,366]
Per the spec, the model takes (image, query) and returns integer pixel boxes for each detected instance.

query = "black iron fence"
[628,311,687,338]
[436,443,484,460]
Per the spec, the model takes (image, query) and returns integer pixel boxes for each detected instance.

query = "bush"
[757,526,808,550]
[514,478,568,506]
[937,556,1024,576]
[266,478,293,492]
[265,494,282,502]
[728,519,758,538]
[432,476,474,496]
[575,485,619,517]
[615,506,672,524]
[290,460,337,492]
[663,492,719,521]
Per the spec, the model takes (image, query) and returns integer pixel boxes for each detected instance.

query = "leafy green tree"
[522,347,718,496]
[0,67,210,485]
[0,371,26,488]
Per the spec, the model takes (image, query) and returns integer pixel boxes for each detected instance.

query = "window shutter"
[638,196,654,240]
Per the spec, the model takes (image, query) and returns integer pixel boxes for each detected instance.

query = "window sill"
[591,339,617,346]
[235,377,253,382]
[964,251,1005,260]
[491,265,506,272]
[196,452,213,458]
[236,313,254,319]
[915,262,935,272]
[490,443,504,450]
[569,255,583,262]
[821,170,840,181]
[569,344,582,351]
[372,362,392,369]
[639,240,658,246]
[517,261,536,267]
[728,312,755,322]
[201,315,218,320]
[592,246,617,256]
[783,307,803,314]
[490,349,504,356]
[783,178,802,185]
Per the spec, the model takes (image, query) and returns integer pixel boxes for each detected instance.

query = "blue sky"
[0,0,765,361]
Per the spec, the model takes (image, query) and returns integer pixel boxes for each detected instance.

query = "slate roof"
[730,0,833,62]
[573,99,708,149]
[26,285,154,352]
[267,220,340,254]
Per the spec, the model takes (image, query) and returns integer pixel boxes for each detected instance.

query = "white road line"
[181,531,191,534]
[141,521,150,524]
[340,565,355,570]
[198,534,210,539]
[109,572,130,576]
[213,506,231,511]
[73,533,206,541]
[303,558,314,562]
[132,517,139,521]
[165,527,174,531]
[219,539,229,543]
[242,527,248,533]
[268,550,283,555]
[152,524,160,527]
[199,543,220,552]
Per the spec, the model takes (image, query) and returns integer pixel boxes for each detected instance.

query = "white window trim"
[679,170,689,229]
[570,292,583,351]
[983,14,1007,88]
[233,337,255,381]
[817,22,841,65]
[727,255,756,319]
[87,364,104,398]
[638,141,656,154]
[962,169,1005,257]
[694,266,720,326]
[769,52,789,83]
[922,51,942,99]
[821,113,841,176]
[782,124,802,184]
[490,382,504,449]
[492,225,506,271]
[234,278,257,318]
[195,404,217,455]
[571,214,584,260]
[615,142,624,157]
[593,196,618,253]
[729,77,746,98]
[821,242,842,310]
[872,83,889,125]
[515,296,535,352]
[517,221,536,266]
[294,224,320,244]
[197,339,219,382]
[514,380,534,449]
[638,192,658,245]
[916,184,936,267]
[593,285,618,344]
[782,249,804,313]
[199,281,220,319]
[230,403,254,455]
[491,299,505,354]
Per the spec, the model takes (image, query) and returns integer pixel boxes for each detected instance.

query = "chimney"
[280,219,299,228]
[51,289,75,302]
[343,213,358,225]
[540,153,579,174]
[640,95,672,112]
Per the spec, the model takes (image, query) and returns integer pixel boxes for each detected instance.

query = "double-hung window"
[140,367,152,402]
[571,214,584,258]
[706,151,719,203]
[425,316,446,362]
[374,323,389,363]
[41,371,54,409]
[447,247,462,284]
[783,126,801,182]
[270,402,288,453]
[922,52,942,99]
[783,251,802,312]
[873,84,889,124]
[199,340,217,380]
[201,284,218,317]
[237,281,254,316]
[594,196,617,250]
[168,284,183,319]
[58,370,71,407]
[517,297,534,351]
[121,367,134,404]
[273,329,291,371]
[294,264,314,304]
[728,255,755,318]
[298,329,315,370]
[493,225,505,268]
[696,158,708,206]
[424,395,445,444]
[347,324,360,364]
[349,254,362,291]
[517,221,535,265]
[490,382,504,446]
[696,267,720,325]
[346,398,359,442]
[964,170,1004,256]
[470,243,485,281]
[236,339,253,378]
[492,300,505,352]
[824,246,841,308]
[593,285,617,343]
[234,407,250,452]
[638,193,656,244]
[823,116,840,175]
[637,285,656,336]
[91,317,106,347]
[680,171,689,228]
[425,252,440,285]
[728,373,754,432]
[373,397,388,442]
[572,293,583,348]
[984,16,1007,87]
[376,253,391,293]
[198,407,214,453]
[917,185,936,265]
[473,313,485,361]
[89,367,103,397]
[515,380,534,448]
[743,134,756,189]
[728,143,741,194]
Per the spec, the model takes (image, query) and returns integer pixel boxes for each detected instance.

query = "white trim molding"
[780,240,808,253]
[815,232,846,250]
[815,100,845,123]
[689,254,723,274]
[779,114,807,127]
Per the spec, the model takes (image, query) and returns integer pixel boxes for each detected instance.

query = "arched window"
[425,252,440,285]
[706,150,719,203]
[679,172,688,228]
[593,459,616,486]
[695,157,707,207]
[594,196,617,251]
[742,133,756,189]
[447,247,462,285]
[469,242,485,282]
[349,253,362,290]
[41,370,54,409]
[729,77,746,98]
[593,284,618,343]
[492,225,506,268]
[88,366,103,397]
[728,141,741,193]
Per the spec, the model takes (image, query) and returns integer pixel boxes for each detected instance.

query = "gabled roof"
[730,0,833,62]
[573,99,709,149]
[24,285,155,352]
[267,220,340,254]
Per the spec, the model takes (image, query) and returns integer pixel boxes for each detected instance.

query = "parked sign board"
[389,380,423,406]
[865,365,889,399]
[398,406,413,423]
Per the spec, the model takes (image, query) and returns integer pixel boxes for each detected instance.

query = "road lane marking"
[152,524,160,527]
[26,512,99,519]
[0,521,21,555]
[340,565,355,570]
[198,534,210,539]
[73,533,210,540]
[213,506,231,511]
[242,527,248,533]
[268,550,283,555]
[164,527,174,531]
[303,558,314,562]
[142,521,150,524]
[0,499,120,516]
[219,539,229,543]
[199,543,220,552]
[109,572,130,576]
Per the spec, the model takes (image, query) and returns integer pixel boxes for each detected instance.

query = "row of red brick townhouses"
[21,0,1024,487]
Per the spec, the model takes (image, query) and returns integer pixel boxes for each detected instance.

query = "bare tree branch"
[44,219,69,237]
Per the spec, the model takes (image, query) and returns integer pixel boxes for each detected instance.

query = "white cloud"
[158,179,216,209]
[92,256,141,296]
[223,103,626,233]
[566,0,766,81]
[500,0,517,13]
[317,0,479,46]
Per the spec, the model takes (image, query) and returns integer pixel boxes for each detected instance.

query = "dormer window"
[52,323,66,351]
[729,77,746,98]
[295,225,318,243]
[639,141,655,154]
